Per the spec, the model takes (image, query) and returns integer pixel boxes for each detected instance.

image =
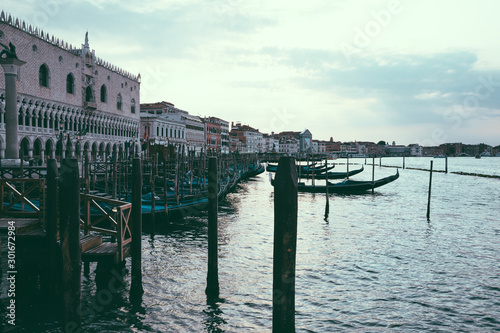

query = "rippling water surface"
[2,157,500,332]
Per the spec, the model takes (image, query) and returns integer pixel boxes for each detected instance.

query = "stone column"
[0,57,26,167]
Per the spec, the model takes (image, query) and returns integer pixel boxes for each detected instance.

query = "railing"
[0,178,44,219]
[0,166,47,179]
[80,194,132,261]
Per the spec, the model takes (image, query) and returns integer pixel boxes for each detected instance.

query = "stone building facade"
[0,12,140,162]
[140,101,200,155]
[229,122,263,153]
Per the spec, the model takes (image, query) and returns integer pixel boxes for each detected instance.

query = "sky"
[2,0,500,146]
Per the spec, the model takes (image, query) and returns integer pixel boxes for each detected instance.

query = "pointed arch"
[100,84,107,103]
[39,63,50,87]
[85,86,93,102]
[66,73,75,94]
[116,93,122,110]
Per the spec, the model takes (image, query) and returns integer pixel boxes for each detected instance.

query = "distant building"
[182,114,205,155]
[279,137,299,155]
[204,117,221,154]
[140,101,205,155]
[408,144,423,156]
[440,142,463,156]
[326,138,341,154]
[0,12,140,162]
[263,133,279,153]
[385,143,409,156]
[299,129,312,153]
[422,146,444,157]
[204,116,229,154]
[230,122,263,153]
[139,112,186,155]
[311,140,319,154]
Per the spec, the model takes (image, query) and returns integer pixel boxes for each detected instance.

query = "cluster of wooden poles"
[50,152,260,332]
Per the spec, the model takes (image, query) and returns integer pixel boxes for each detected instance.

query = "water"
[2,157,500,332]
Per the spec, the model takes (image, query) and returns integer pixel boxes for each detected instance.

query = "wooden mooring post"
[346,154,350,179]
[45,159,59,298]
[372,156,375,195]
[130,158,144,301]
[205,157,220,299]
[273,157,298,333]
[151,154,156,228]
[59,159,81,332]
[427,160,433,220]
[324,159,329,221]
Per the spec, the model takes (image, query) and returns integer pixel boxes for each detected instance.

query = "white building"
[279,138,299,155]
[182,114,205,155]
[140,113,186,154]
[408,144,423,156]
[263,134,279,153]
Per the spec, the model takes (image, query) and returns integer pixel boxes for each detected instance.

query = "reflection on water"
[2,158,500,332]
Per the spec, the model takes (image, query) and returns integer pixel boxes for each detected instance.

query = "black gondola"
[297,170,399,194]
[301,165,364,179]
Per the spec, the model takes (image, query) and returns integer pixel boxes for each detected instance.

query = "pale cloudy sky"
[3,0,500,145]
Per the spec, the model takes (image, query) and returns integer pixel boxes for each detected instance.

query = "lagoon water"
[2,157,500,332]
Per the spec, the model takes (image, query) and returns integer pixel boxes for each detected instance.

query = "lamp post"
[55,123,87,161]
[127,136,136,160]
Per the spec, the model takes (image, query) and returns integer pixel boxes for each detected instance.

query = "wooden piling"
[45,159,59,297]
[346,154,350,179]
[427,160,433,220]
[445,155,448,173]
[151,154,156,227]
[59,159,81,332]
[403,155,406,169]
[112,152,117,199]
[175,150,180,205]
[163,158,168,215]
[311,161,315,186]
[130,158,144,301]
[372,156,375,195]
[205,157,220,299]
[324,159,329,220]
[105,160,109,194]
[273,157,298,333]
[84,155,91,275]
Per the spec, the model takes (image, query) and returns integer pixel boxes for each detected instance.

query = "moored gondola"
[297,170,399,194]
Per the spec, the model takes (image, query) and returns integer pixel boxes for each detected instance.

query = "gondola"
[301,165,364,179]
[266,163,334,174]
[296,170,399,194]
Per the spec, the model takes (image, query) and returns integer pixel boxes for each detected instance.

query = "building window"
[100,85,107,103]
[39,64,50,87]
[117,94,122,110]
[32,44,38,52]
[131,98,136,113]
[59,56,63,62]
[85,86,93,102]
[66,73,74,94]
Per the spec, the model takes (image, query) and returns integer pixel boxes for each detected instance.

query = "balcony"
[84,100,97,111]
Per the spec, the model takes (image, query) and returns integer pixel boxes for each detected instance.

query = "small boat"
[296,170,399,194]
[266,163,334,174]
[301,165,364,179]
